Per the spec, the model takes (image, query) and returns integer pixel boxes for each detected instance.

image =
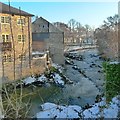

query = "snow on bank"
[36,96,120,119]
[23,72,64,86]
[64,45,97,52]
[53,73,64,86]
[52,63,64,73]
[109,61,120,64]
[37,75,47,82]
[103,97,119,118]
[36,103,82,118]
[83,97,119,118]
[23,76,36,85]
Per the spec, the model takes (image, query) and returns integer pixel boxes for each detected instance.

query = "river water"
[29,48,105,117]
[61,48,105,106]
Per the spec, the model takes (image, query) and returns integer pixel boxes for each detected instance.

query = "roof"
[0,2,34,16]
[32,17,63,33]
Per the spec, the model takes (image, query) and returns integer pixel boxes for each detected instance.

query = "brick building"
[0,2,34,81]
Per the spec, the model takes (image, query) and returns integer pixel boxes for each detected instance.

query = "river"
[28,48,105,117]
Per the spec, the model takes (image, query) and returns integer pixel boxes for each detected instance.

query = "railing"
[0,42,12,51]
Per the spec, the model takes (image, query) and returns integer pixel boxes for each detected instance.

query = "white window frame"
[18,35,26,42]
[0,16,10,24]
[17,18,26,25]
[19,54,26,61]
[2,54,12,62]
[2,34,10,42]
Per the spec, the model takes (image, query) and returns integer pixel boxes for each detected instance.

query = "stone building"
[32,17,64,66]
[0,2,34,81]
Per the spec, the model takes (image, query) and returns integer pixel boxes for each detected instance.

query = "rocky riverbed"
[63,48,105,106]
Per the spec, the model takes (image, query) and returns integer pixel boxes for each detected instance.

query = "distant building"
[0,2,34,81]
[32,17,64,66]
[53,22,72,45]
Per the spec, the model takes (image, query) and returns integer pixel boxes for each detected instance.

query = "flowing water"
[23,48,105,117]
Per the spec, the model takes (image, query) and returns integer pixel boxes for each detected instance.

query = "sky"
[1,1,118,28]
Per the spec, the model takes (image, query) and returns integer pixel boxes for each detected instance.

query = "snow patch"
[23,77,36,85]
[53,73,64,86]
[37,75,47,82]
[109,61,120,64]
[36,102,82,118]
[52,63,63,73]
[36,96,119,119]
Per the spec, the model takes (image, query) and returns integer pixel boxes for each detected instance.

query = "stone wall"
[47,32,64,65]
[32,17,65,66]
[32,41,47,52]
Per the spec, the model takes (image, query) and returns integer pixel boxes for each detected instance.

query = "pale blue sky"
[2,1,118,28]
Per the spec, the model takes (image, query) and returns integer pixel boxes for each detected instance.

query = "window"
[2,55,7,62]
[17,18,25,25]
[22,35,26,42]
[18,35,22,42]
[1,16,10,24]
[2,35,10,42]
[2,54,12,62]
[18,35,26,42]
[7,55,12,62]
[19,54,26,61]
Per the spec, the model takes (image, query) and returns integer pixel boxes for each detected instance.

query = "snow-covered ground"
[64,45,97,52]
[36,96,120,119]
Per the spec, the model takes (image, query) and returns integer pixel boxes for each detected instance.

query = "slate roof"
[0,2,34,16]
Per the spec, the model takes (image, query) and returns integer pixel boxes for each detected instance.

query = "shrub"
[103,62,120,102]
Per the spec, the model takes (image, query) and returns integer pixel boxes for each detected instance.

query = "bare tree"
[68,19,77,43]
[94,14,119,61]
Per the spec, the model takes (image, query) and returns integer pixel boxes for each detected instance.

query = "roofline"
[32,16,63,32]
[1,11,34,17]
[0,2,34,17]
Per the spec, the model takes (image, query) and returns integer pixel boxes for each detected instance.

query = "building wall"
[32,17,65,66]
[47,32,64,65]
[32,17,49,33]
[32,41,47,52]
[0,13,33,81]
[32,32,49,51]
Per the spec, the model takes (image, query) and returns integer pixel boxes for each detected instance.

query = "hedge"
[103,62,120,102]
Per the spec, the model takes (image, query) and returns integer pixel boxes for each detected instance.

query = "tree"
[68,19,77,32]
[67,19,77,43]
[94,14,119,61]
